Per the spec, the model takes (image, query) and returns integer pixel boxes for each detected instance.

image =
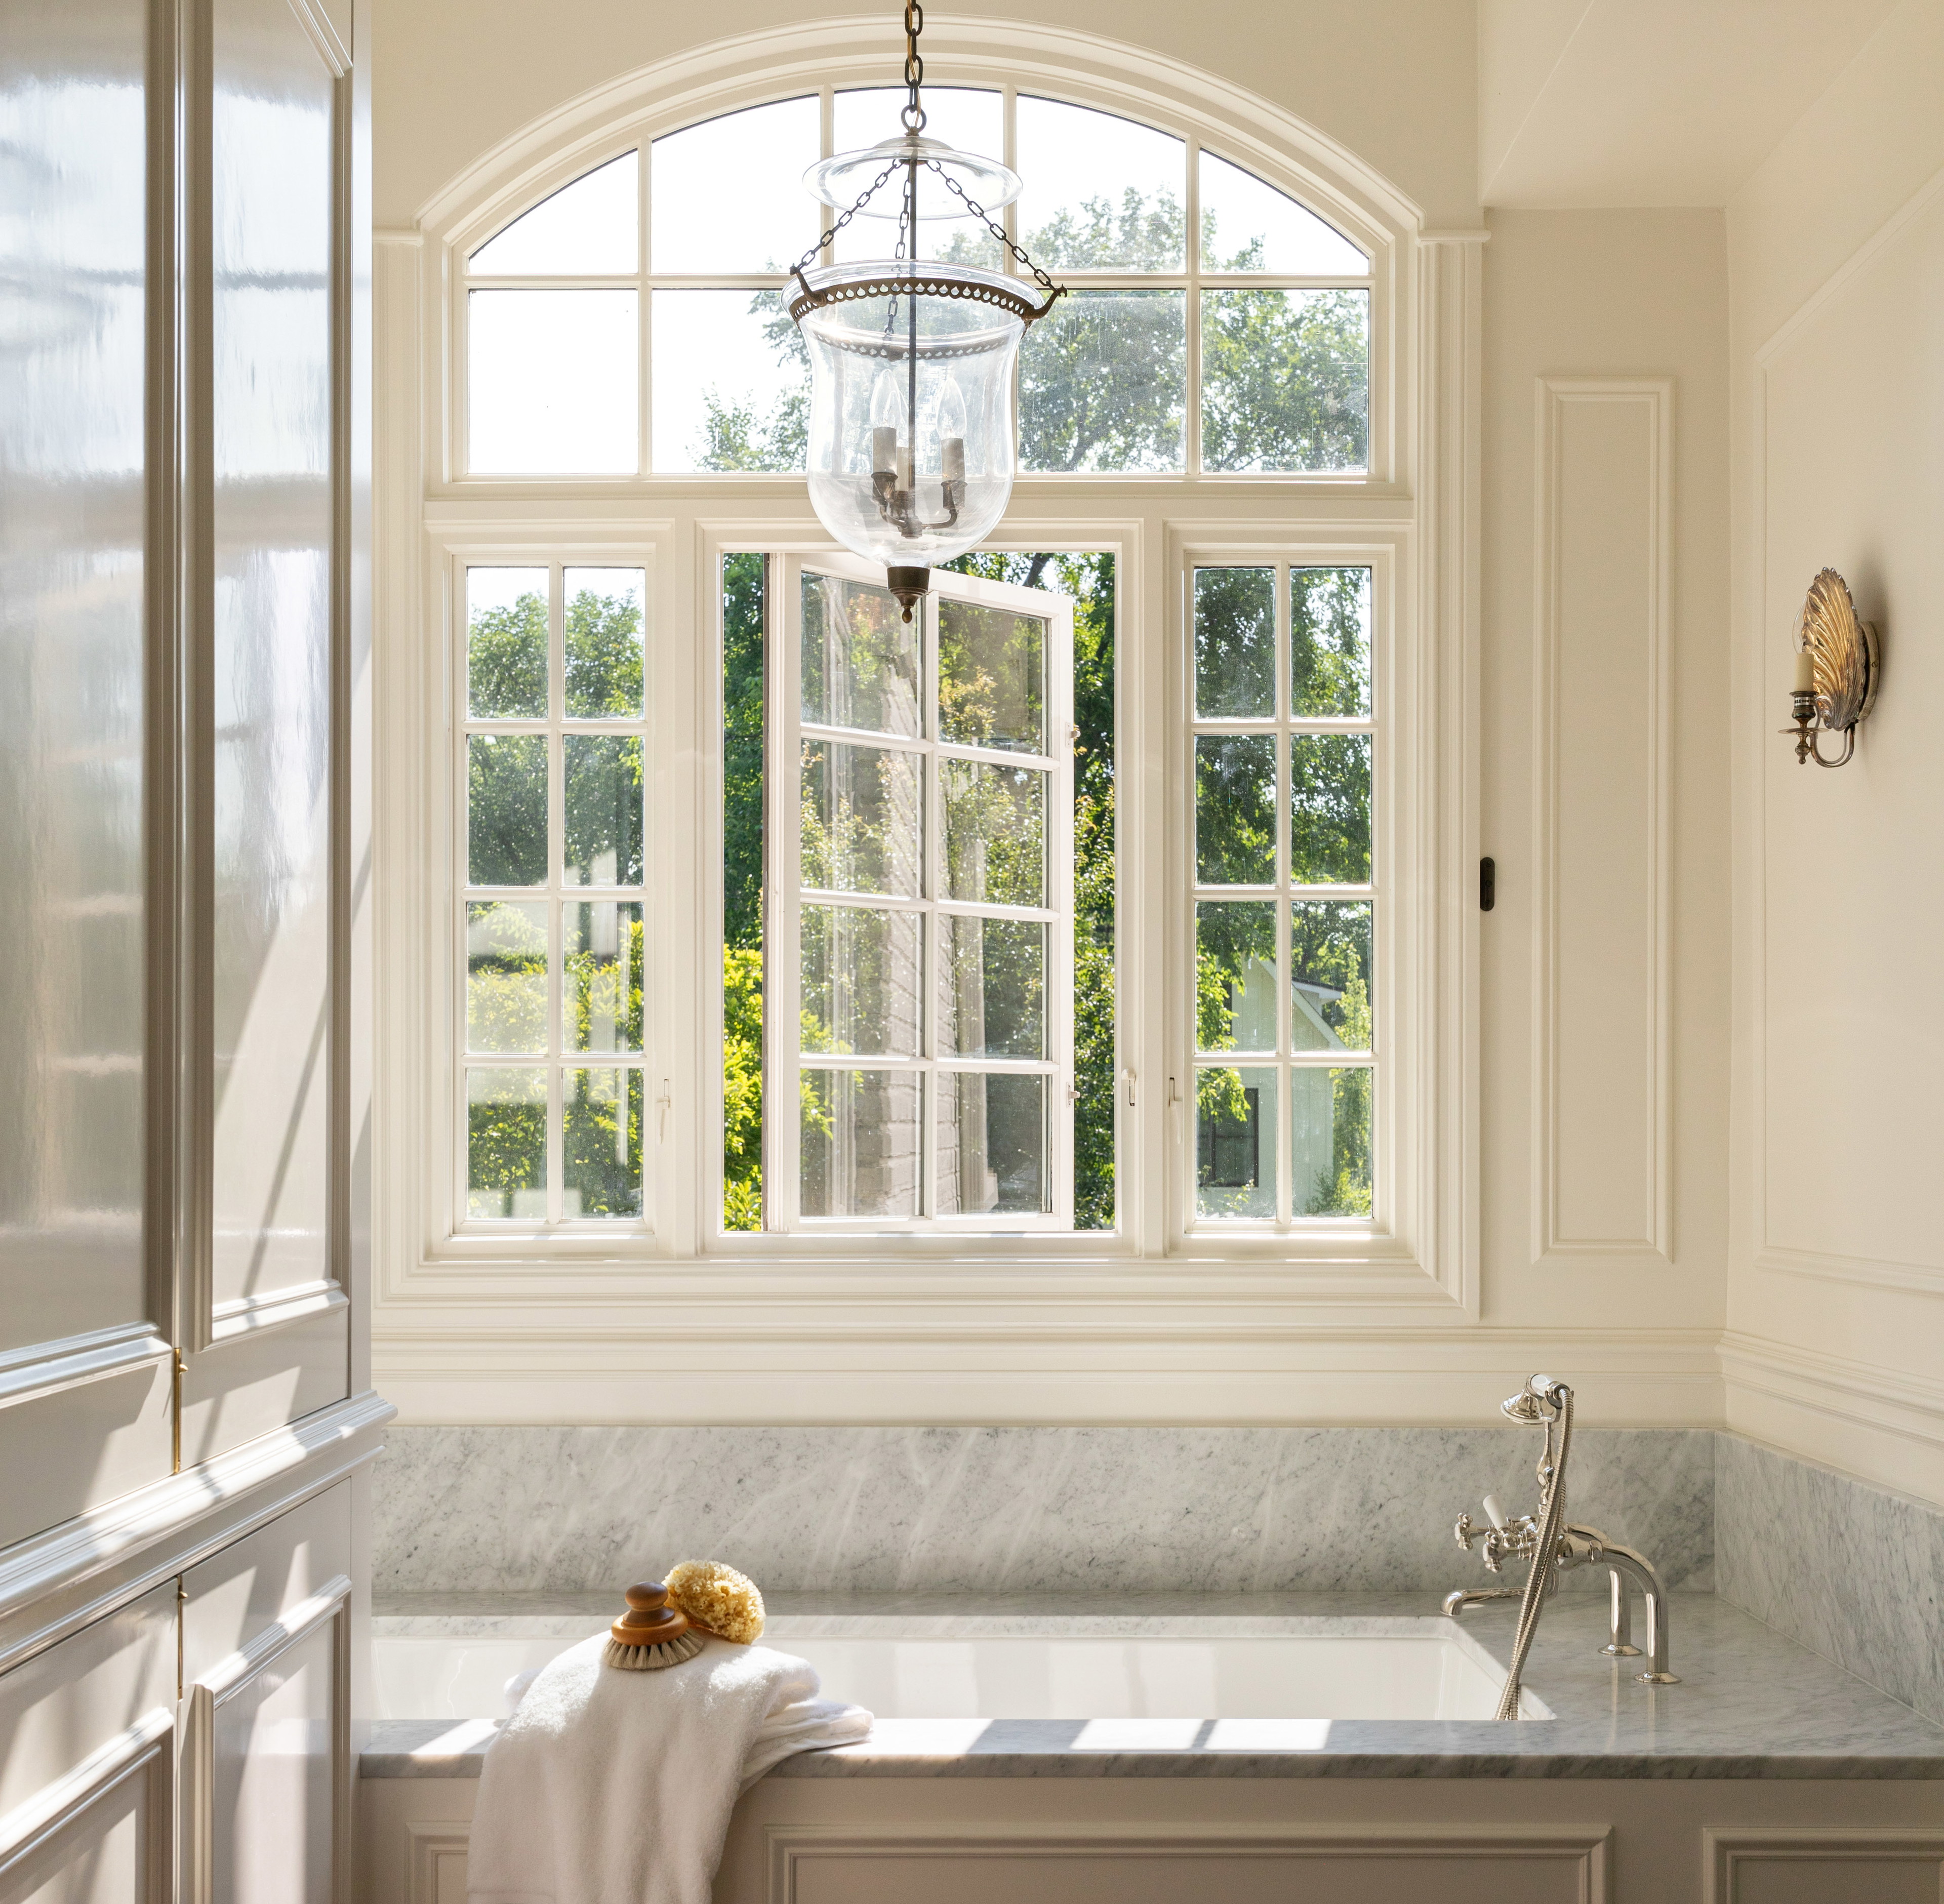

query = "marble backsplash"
[371,1425,1715,1599]
[1715,1434,1944,1728]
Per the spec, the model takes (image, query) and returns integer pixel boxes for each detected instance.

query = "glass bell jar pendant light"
[788,2,1065,622]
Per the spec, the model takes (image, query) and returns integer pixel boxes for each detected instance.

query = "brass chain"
[927,162,1063,297]
[792,159,900,276]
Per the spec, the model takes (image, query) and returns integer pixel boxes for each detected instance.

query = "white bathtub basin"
[371,1616,1549,1726]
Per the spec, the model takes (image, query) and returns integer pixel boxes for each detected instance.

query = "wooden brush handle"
[610,1580,692,1648]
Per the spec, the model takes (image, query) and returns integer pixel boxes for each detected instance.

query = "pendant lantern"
[789,5,1065,620]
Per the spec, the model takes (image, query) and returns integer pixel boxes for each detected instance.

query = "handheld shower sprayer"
[1447,1373,1679,1714]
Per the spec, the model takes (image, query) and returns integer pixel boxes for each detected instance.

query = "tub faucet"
[1442,1375,1679,1713]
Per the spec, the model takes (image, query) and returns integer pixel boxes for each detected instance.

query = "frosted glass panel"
[651,98,818,273]
[651,289,806,472]
[469,289,637,473]
[469,152,638,274]
[1016,97,1184,271]
[1199,151,1366,273]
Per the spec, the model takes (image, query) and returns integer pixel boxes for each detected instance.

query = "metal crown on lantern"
[788,3,1066,621]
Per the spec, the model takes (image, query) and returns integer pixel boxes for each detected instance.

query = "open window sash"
[769,551,1075,1233]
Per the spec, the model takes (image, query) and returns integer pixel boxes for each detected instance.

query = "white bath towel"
[465,1634,872,1904]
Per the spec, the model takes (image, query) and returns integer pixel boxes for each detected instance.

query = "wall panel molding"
[1530,376,1673,1268]
[406,1825,470,1904]
[0,1326,172,1412]
[1706,1827,1944,1903]
[764,1822,1611,1904]
[0,1709,172,1904]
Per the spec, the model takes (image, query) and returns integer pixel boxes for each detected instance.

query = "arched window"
[388,33,1473,1315]
[459,90,1373,479]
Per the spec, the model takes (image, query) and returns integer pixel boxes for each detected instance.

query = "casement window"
[399,45,1471,1286]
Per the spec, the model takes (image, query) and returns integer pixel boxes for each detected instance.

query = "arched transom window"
[461,89,1372,478]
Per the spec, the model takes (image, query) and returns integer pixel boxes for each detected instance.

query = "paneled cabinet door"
[0,1588,176,1904]
[180,0,354,1459]
[0,0,173,1557]
[179,1489,352,1904]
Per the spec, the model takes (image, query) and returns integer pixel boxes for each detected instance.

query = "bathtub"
[371,1612,1551,1727]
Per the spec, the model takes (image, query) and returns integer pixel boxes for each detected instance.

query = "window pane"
[468,568,548,719]
[1193,567,1274,718]
[1290,900,1372,1051]
[1291,565,1371,717]
[1198,151,1367,274]
[800,741,923,896]
[652,288,807,473]
[1195,1064,1275,1220]
[563,900,643,1052]
[1016,97,1184,271]
[1194,735,1275,885]
[942,759,1045,907]
[939,600,1045,753]
[564,735,643,886]
[467,901,548,1054]
[468,289,637,473]
[938,1073,1048,1215]
[1021,290,1185,472]
[1201,288,1368,473]
[468,734,547,886]
[1292,1065,1372,1217]
[469,152,638,275]
[801,905,922,1056]
[940,916,1045,1058]
[1289,733,1371,884]
[563,568,644,718]
[651,97,818,273]
[831,89,1004,267]
[1195,901,1275,1054]
[467,1066,546,1219]
[802,572,920,737]
[800,1069,921,1218]
[562,1066,643,1218]
[723,553,767,1233]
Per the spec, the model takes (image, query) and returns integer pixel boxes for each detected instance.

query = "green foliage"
[565,587,644,716]
[466,1072,545,1218]
[1201,286,1368,473]
[467,734,547,886]
[467,591,548,717]
[1304,973,1373,1218]
[1193,735,1276,885]
[722,946,765,1230]
[1290,733,1371,884]
[722,555,767,1229]
[563,1070,643,1217]
[693,196,1368,478]
[563,735,643,885]
[1290,565,1371,717]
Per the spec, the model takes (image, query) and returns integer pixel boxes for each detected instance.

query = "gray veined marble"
[359,1590,1944,1781]
[372,1424,1714,1598]
[1716,1434,1944,1728]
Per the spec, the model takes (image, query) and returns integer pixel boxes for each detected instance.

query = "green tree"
[721,554,767,1229]
[467,590,547,717]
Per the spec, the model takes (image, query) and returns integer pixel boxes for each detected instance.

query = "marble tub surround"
[1716,1435,1944,1729]
[372,1425,1714,1597]
[360,1590,1944,1781]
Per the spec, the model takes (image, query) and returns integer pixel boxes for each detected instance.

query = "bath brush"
[602,1581,706,1671]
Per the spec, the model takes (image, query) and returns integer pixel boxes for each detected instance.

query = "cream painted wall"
[372,0,1481,232]
[1480,211,1730,1343]
[1726,0,1944,1504]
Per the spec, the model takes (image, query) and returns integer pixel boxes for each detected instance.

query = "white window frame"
[375,23,1483,1392]
[771,553,1077,1234]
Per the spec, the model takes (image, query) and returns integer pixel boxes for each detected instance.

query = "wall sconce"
[1785,568,1879,767]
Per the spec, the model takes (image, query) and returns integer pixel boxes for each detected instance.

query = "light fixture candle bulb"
[872,426,897,475]
[937,376,967,481]
[1791,645,1815,695]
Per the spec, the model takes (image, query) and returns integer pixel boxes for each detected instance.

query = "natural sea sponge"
[664,1560,765,1646]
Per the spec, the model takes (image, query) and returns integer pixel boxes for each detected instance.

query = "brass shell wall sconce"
[1785,568,1879,767]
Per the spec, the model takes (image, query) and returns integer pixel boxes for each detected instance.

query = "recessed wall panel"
[1532,379,1669,1262]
